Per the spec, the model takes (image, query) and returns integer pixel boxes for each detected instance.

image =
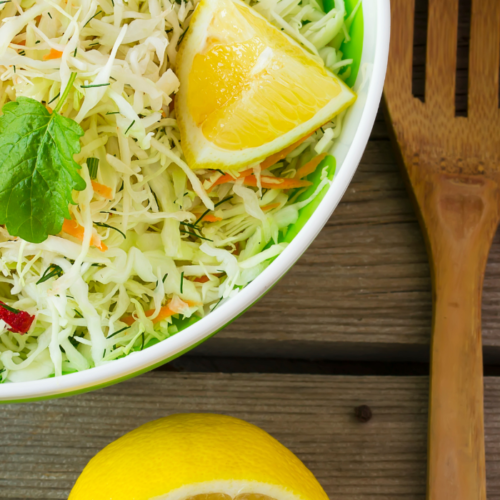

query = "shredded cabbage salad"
[0,0,357,382]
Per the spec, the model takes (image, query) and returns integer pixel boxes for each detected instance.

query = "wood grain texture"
[2,372,500,499]
[384,0,500,500]
[384,0,500,497]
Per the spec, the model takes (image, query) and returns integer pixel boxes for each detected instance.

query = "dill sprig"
[125,120,135,135]
[95,222,126,239]
[81,83,110,88]
[48,93,60,105]
[37,264,63,284]
[180,230,213,242]
[0,303,20,314]
[83,10,102,27]
[108,325,131,339]
[194,196,233,226]
[211,297,223,312]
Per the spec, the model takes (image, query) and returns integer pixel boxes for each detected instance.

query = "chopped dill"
[0,303,20,314]
[37,264,63,284]
[48,93,60,105]
[108,326,131,339]
[95,222,126,239]
[125,120,135,135]
[81,83,110,88]
[180,230,213,242]
[84,10,102,27]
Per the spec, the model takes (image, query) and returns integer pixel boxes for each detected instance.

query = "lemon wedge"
[69,413,329,500]
[176,0,356,171]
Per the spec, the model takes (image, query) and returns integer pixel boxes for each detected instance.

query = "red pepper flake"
[0,302,35,334]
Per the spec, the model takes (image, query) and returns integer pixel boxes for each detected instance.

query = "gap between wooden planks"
[192,110,500,362]
[2,371,500,499]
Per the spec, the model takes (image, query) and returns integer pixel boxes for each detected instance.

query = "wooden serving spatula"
[383,0,500,498]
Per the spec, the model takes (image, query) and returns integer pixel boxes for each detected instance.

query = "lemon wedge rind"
[176,0,356,171]
[151,481,307,500]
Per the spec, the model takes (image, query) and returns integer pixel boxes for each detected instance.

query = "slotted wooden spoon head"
[384,1,500,500]
[385,0,500,177]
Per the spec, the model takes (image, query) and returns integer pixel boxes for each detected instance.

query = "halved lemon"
[69,413,329,500]
[176,0,356,171]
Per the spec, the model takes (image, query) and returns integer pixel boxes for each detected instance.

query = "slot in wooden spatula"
[383,0,500,498]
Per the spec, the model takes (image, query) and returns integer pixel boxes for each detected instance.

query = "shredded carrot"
[260,133,314,170]
[62,219,108,252]
[203,214,222,222]
[208,133,316,192]
[261,202,281,211]
[121,299,199,326]
[91,181,113,200]
[191,212,223,223]
[43,48,63,61]
[295,153,328,179]
[46,105,53,113]
[193,276,210,284]
[192,273,223,283]
[209,169,311,191]
[210,168,253,189]
[242,175,312,190]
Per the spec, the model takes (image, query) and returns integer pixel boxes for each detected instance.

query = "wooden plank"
[193,111,500,361]
[2,372,500,499]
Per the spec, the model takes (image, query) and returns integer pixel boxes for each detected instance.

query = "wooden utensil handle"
[424,174,499,500]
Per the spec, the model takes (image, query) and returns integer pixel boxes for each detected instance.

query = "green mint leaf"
[0,97,86,243]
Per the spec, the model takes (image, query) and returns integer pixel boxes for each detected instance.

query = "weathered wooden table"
[3,106,500,499]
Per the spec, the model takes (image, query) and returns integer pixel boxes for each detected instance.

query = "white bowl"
[0,0,390,403]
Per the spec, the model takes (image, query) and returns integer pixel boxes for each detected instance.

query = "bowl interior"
[1,0,392,402]
[141,0,366,349]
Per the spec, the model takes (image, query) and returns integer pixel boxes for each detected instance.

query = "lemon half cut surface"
[69,413,329,500]
[176,0,356,171]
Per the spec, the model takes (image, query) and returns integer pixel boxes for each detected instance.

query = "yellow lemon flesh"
[176,0,356,171]
[69,413,329,500]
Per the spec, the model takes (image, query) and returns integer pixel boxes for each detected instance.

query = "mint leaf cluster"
[0,92,85,243]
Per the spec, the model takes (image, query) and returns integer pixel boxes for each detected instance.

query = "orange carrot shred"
[193,276,210,284]
[260,133,314,170]
[210,168,253,190]
[62,219,108,252]
[242,175,312,190]
[121,299,200,326]
[208,134,317,192]
[202,214,222,223]
[43,48,63,61]
[295,153,328,179]
[91,181,113,200]
[192,273,223,283]
[261,202,281,211]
